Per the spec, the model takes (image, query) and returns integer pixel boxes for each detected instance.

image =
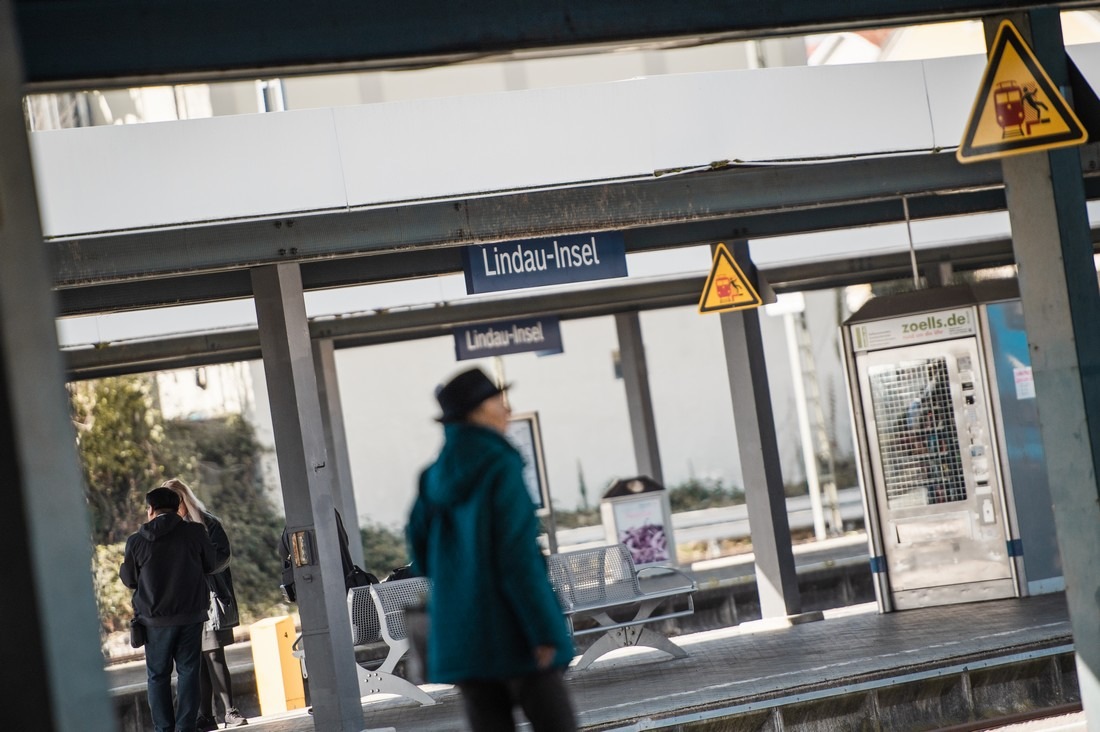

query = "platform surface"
[171,592,1073,731]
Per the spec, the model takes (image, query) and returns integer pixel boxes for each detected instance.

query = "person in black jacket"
[165,478,248,730]
[121,486,217,732]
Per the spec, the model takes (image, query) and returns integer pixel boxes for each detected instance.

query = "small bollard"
[250,615,307,715]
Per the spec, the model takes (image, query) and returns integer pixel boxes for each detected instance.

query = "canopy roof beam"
[53,152,1010,289]
[14,0,1095,90]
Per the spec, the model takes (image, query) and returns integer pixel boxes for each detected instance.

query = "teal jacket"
[407,422,574,683]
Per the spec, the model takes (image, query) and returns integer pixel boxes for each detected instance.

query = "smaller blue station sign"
[454,316,563,361]
[462,232,628,294]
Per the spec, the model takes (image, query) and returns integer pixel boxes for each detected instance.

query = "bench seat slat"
[558,584,696,616]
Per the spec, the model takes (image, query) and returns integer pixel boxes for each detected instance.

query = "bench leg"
[376,638,408,675]
[356,665,436,706]
[573,625,687,671]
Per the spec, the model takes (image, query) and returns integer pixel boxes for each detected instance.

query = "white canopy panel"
[38,46,1100,239]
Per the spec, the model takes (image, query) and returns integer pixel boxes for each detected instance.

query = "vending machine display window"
[868,357,967,510]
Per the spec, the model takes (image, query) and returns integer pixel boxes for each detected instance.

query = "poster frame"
[506,411,551,516]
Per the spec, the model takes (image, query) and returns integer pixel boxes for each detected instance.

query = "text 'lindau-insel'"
[466,321,546,350]
[462,231,628,294]
[454,317,563,361]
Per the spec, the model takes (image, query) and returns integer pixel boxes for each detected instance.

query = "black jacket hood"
[139,512,184,542]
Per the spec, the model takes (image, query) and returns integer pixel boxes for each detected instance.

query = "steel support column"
[0,3,114,729]
[993,10,1100,722]
[615,312,664,485]
[251,264,363,731]
[313,338,364,567]
[718,245,801,618]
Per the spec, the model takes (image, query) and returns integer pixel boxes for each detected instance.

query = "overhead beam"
[53,153,1007,288]
[63,275,705,380]
[13,0,1091,90]
[56,189,1011,316]
[64,226,1077,381]
[57,251,462,316]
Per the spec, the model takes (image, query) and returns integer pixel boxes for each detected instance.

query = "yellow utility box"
[250,615,306,715]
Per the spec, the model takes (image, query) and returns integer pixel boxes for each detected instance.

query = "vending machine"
[842,281,1060,611]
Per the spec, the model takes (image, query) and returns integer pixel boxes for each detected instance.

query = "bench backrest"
[348,576,430,646]
[548,544,641,611]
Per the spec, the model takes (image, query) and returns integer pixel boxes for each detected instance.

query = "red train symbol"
[994,81,1025,138]
[993,80,1050,138]
[715,275,741,301]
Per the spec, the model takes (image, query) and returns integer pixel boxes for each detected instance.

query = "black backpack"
[279,510,378,603]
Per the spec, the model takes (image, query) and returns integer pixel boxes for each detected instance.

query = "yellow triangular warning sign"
[957,20,1086,163]
[699,243,762,314]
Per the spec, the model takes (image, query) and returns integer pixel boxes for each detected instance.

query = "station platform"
[113,591,1077,731]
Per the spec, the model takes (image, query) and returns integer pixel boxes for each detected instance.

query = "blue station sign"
[454,316,563,361]
[462,231,628,294]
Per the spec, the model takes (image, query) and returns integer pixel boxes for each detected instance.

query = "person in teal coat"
[407,367,577,732]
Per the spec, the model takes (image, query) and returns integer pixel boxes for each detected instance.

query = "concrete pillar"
[313,338,364,567]
[615,312,664,485]
[990,10,1100,723]
[718,243,802,618]
[251,264,363,731]
[0,3,115,728]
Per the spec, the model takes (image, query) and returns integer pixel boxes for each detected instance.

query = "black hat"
[435,367,509,423]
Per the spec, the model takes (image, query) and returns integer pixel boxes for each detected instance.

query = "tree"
[71,376,168,544]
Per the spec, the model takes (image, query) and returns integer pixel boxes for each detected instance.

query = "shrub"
[552,506,600,529]
[360,521,412,580]
[667,477,743,512]
[91,542,130,636]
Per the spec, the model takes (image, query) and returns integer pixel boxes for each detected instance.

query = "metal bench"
[346,576,435,706]
[548,544,696,671]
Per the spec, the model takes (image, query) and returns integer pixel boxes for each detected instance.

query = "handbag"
[385,563,418,582]
[345,565,380,589]
[210,591,240,631]
[129,618,146,649]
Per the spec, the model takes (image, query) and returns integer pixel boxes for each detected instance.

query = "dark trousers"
[199,647,235,720]
[457,669,577,732]
[144,622,204,732]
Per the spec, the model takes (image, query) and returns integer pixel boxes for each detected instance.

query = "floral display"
[620,522,669,564]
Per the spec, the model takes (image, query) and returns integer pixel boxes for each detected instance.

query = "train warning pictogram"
[698,243,762,314]
[957,20,1086,163]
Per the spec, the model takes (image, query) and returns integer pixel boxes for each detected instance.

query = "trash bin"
[600,476,677,566]
[250,615,306,715]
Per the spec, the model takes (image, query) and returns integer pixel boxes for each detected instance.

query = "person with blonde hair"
[163,479,249,729]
